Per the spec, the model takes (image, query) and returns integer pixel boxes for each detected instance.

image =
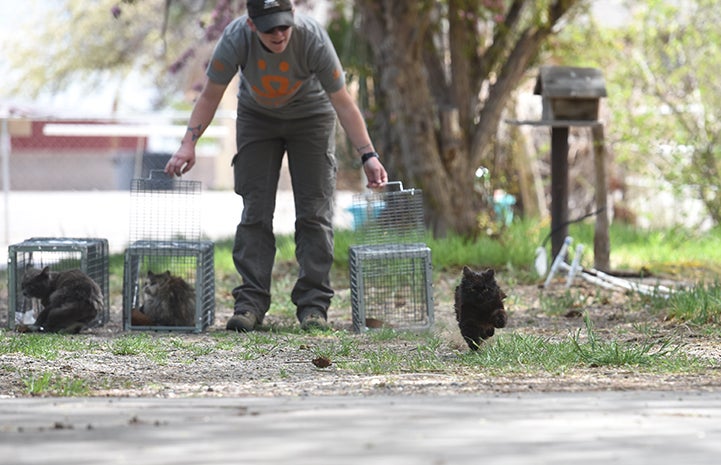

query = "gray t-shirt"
[207,13,345,119]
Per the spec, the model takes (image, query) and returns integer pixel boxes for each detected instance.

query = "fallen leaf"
[312,356,332,368]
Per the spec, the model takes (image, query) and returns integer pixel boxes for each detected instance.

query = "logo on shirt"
[251,59,302,107]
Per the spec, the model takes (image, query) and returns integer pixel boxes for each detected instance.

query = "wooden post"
[550,126,569,258]
[592,124,610,270]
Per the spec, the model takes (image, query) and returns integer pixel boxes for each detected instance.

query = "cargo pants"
[231,108,337,323]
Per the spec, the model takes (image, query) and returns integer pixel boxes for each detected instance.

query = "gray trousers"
[231,109,337,322]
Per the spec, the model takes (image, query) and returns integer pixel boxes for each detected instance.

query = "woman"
[165,0,388,331]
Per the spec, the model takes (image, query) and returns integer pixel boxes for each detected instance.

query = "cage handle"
[148,169,170,180]
[385,181,403,192]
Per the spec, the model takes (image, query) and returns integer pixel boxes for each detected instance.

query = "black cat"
[454,266,507,350]
[20,266,103,334]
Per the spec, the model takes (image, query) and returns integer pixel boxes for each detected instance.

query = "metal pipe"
[1,118,10,251]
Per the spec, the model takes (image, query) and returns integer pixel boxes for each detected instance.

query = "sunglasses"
[262,25,291,34]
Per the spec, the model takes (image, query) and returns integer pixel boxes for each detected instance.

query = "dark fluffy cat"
[139,270,195,327]
[454,266,508,350]
[20,266,103,334]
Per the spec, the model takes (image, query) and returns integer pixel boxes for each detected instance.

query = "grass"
[458,334,579,372]
[23,372,90,396]
[662,281,721,325]
[570,314,687,368]
[330,331,449,375]
[458,315,703,374]
[45,216,721,300]
[539,289,586,316]
[2,219,721,396]
[0,333,97,359]
[330,218,721,282]
[108,333,171,363]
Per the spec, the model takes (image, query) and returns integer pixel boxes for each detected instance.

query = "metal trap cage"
[123,240,215,332]
[129,170,201,243]
[349,181,426,245]
[122,171,215,332]
[349,244,433,333]
[348,182,434,332]
[7,237,110,330]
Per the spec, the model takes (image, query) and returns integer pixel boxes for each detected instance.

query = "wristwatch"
[361,151,379,164]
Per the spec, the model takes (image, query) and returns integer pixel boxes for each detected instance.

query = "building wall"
[2,119,217,191]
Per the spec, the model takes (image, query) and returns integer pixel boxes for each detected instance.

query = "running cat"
[454,266,508,350]
[20,266,103,334]
[139,270,196,327]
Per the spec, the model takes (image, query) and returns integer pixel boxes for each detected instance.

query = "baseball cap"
[247,0,294,33]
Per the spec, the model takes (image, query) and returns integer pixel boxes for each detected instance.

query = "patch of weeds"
[0,333,96,359]
[210,331,243,350]
[630,286,679,314]
[96,377,135,392]
[365,327,430,343]
[340,334,448,374]
[23,372,89,396]
[457,333,579,372]
[243,331,283,346]
[406,337,447,372]
[108,333,168,363]
[323,329,450,374]
[571,314,697,369]
[663,282,721,325]
[457,315,708,375]
[168,337,215,358]
[696,325,721,337]
[346,347,403,374]
[539,289,587,316]
[232,331,283,360]
[310,334,358,360]
[1,363,19,374]
[366,327,398,342]
[630,321,663,338]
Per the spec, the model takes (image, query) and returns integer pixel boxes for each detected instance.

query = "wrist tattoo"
[187,124,202,141]
[356,143,372,153]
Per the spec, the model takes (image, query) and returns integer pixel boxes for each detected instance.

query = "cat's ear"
[483,268,495,279]
[163,270,171,277]
[41,266,51,276]
[462,265,473,276]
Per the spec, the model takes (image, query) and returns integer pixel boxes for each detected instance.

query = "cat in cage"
[137,270,196,327]
[20,266,103,334]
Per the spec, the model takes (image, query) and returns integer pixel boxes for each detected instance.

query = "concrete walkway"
[2,391,721,464]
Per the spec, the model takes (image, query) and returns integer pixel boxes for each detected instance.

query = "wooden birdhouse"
[534,66,607,122]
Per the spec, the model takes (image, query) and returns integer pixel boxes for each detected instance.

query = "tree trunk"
[359,1,480,236]
[697,146,721,224]
[356,1,579,237]
[592,124,611,271]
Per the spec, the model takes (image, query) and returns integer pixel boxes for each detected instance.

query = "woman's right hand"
[363,156,388,189]
[164,144,196,177]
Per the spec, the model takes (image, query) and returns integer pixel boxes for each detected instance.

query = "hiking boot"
[299,308,329,331]
[226,311,258,332]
